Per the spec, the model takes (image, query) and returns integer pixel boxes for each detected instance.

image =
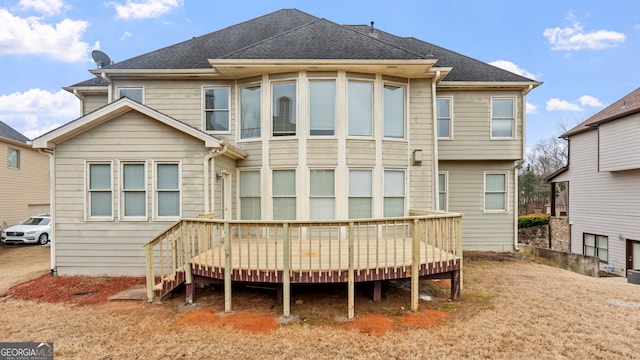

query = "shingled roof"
[0,120,29,143]
[562,87,640,138]
[72,8,536,86]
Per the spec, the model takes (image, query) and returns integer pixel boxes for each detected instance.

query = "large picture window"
[273,170,296,220]
[491,98,515,138]
[584,233,608,262]
[384,170,405,217]
[348,81,373,136]
[240,171,261,220]
[349,169,372,219]
[87,162,112,218]
[309,80,335,136]
[437,98,452,139]
[485,172,507,212]
[272,81,296,136]
[310,169,335,219]
[204,87,230,132]
[240,85,261,139]
[383,85,404,138]
[122,162,146,219]
[156,163,180,218]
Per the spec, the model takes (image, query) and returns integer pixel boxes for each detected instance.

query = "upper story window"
[491,98,515,138]
[155,162,180,218]
[584,233,608,262]
[384,170,405,217]
[436,97,452,139]
[438,172,448,211]
[87,162,113,219]
[349,169,372,219]
[118,88,143,103]
[273,169,296,220]
[383,85,405,138]
[204,87,230,132]
[484,172,507,212]
[8,148,19,168]
[240,85,261,139]
[239,170,261,220]
[272,81,296,137]
[309,80,335,136]
[348,81,373,137]
[121,162,147,219]
[310,169,335,219]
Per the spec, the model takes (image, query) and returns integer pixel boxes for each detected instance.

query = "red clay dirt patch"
[175,308,279,333]
[8,274,145,306]
[341,313,395,336]
[400,309,447,328]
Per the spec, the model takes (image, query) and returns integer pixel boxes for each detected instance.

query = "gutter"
[513,160,524,251]
[38,148,56,275]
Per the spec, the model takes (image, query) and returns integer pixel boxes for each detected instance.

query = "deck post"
[145,243,154,302]
[282,223,291,318]
[411,218,420,312]
[223,221,232,313]
[348,222,355,319]
[373,281,382,301]
[183,222,193,304]
[456,217,463,290]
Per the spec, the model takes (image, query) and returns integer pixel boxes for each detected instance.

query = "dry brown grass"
[1,246,639,359]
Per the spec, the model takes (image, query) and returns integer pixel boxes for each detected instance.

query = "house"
[32,9,539,276]
[0,121,50,229]
[547,87,640,276]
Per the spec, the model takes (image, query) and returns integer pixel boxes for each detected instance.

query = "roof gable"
[0,120,29,143]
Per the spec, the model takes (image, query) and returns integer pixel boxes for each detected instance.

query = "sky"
[0,0,639,149]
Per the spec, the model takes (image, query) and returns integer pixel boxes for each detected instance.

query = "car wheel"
[38,233,49,245]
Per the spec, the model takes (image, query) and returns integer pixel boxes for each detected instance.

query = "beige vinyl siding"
[381,141,409,167]
[437,90,523,160]
[308,139,338,166]
[408,79,434,210]
[83,94,108,115]
[0,141,50,228]
[346,140,376,167]
[53,111,210,276]
[269,139,299,166]
[440,160,515,251]
[562,131,639,276]
[236,141,262,167]
[598,113,640,171]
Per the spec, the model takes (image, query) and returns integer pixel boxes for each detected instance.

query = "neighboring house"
[0,121,50,229]
[547,87,640,276]
[32,9,539,276]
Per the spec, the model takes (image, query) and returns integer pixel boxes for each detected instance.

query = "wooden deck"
[145,212,463,319]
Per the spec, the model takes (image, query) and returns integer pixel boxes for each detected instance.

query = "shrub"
[518,214,549,228]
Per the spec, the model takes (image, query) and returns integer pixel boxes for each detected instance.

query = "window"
[485,172,507,211]
[309,80,335,136]
[273,170,296,220]
[118,88,143,103]
[240,85,261,139]
[348,81,373,136]
[438,172,448,211]
[584,234,608,262]
[87,162,112,218]
[121,162,146,219]
[310,169,335,219]
[437,98,452,139]
[240,171,261,220]
[155,163,180,218]
[204,87,230,132]
[384,170,405,217]
[272,82,296,136]
[8,148,19,168]
[491,98,515,138]
[383,85,404,138]
[349,169,372,218]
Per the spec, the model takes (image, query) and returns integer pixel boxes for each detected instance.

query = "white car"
[1,215,51,245]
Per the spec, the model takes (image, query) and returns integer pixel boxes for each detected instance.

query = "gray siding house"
[33,9,539,276]
[548,87,640,276]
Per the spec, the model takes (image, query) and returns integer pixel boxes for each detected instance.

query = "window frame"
[490,97,516,139]
[309,168,335,220]
[271,80,297,138]
[117,87,144,103]
[347,79,374,138]
[383,83,406,139]
[383,169,406,217]
[153,161,181,221]
[272,169,296,220]
[239,83,262,140]
[7,148,19,169]
[348,168,373,219]
[309,79,336,137]
[583,233,609,262]
[119,161,148,221]
[438,171,448,211]
[239,169,261,220]
[85,161,114,221]
[484,171,508,213]
[203,86,231,134]
[436,97,453,140]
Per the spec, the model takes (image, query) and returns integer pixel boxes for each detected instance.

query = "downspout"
[39,148,56,275]
[431,70,441,210]
[204,144,229,214]
[513,160,524,251]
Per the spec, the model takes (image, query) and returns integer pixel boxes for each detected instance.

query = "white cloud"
[543,13,625,51]
[0,89,79,138]
[546,98,583,112]
[109,0,183,20]
[579,95,604,107]
[490,60,538,80]
[18,0,67,16]
[526,102,537,114]
[0,9,92,62]
[120,31,133,40]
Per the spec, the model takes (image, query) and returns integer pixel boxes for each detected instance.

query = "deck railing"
[144,211,462,317]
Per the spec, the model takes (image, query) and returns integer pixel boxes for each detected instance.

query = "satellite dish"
[91,50,112,68]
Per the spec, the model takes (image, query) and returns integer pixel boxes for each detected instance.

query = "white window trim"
[85,160,114,221]
[202,85,231,134]
[483,171,509,213]
[309,168,336,220]
[346,79,375,139]
[383,169,407,217]
[237,82,262,142]
[308,78,337,138]
[348,168,374,218]
[490,96,516,140]
[438,171,448,211]
[152,160,182,221]
[117,87,144,103]
[270,79,298,139]
[119,161,148,221]
[237,168,262,220]
[7,148,19,168]
[382,82,407,140]
[436,96,453,140]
